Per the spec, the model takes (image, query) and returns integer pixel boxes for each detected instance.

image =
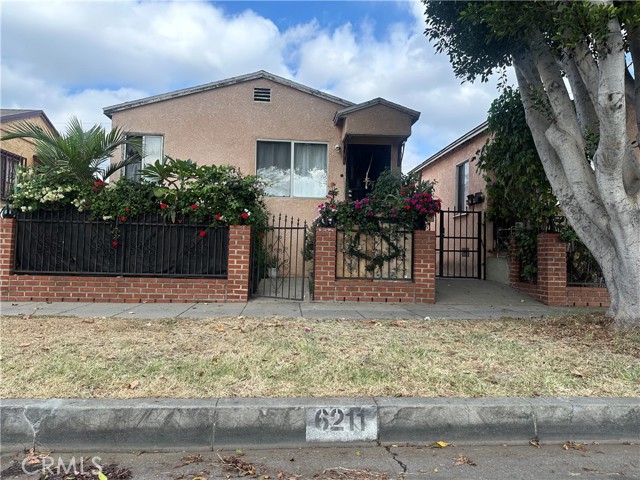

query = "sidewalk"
[3,279,629,454]
[0,279,574,321]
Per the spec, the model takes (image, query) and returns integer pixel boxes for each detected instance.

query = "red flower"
[215,214,222,221]
[191,204,198,210]
[125,207,131,212]
[240,212,249,220]
[160,203,168,209]
[120,216,126,222]
[199,230,207,237]
[112,241,119,247]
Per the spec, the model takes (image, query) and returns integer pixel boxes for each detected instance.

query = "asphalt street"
[2,444,639,479]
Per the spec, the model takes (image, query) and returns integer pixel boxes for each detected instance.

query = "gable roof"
[409,121,488,174]
[103,70,356,118]
[0,109,58,134]
[334,97,420,125]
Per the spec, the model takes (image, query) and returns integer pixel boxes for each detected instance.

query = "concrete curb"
[2,397,638,452]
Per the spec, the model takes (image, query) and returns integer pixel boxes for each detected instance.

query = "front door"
[346,144,391,200]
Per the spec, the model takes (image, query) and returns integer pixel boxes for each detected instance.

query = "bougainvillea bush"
[10,156,268,227]
[305,170,441,271]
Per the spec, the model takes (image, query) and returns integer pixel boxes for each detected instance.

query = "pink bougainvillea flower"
[160,203,168,209]
[199,230,207,237]
[241,212,249,220]
[112,241,119,247]
[120,216,126,222]
[215,214,222,221]
[191,204,198,210]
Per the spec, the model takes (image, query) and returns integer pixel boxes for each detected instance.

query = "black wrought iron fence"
[336,228,413,280]
[14,209,228,277]
[566,240,605,286]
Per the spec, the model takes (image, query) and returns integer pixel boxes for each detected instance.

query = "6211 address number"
[313,408,366,432]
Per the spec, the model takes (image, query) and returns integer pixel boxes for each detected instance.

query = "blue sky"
[0,0,508,171]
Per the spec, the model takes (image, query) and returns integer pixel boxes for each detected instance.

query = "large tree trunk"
[512,18,640,329]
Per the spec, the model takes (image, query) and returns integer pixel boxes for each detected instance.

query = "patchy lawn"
[1,312,638,398]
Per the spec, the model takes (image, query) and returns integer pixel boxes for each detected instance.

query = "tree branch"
[514,54,609,237]
[559,53,599,138]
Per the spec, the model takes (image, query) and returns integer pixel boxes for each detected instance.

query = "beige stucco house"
[0,109,57,202]
[103,70,420,224]
[410,122,509,283]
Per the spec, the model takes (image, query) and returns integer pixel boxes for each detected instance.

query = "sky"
[0,0,511,171]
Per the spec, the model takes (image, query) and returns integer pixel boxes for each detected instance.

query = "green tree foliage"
[477,87,559,229]
[424,0,640,327]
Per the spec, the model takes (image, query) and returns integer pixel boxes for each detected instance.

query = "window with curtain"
[124,135,163,179]
[456,161,469,211]
[257,140,327,198]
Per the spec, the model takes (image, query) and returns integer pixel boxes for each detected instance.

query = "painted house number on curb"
[305,406,377,442]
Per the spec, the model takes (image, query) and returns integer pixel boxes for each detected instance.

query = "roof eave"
[103,70,355,118]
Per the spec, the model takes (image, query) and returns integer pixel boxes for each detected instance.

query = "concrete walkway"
[2,279,628,455]
[0,279,574,320]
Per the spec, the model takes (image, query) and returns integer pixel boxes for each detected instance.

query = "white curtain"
[257,141,291,197]
[293,143,327,198]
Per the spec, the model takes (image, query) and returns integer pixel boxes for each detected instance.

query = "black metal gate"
[434,210,485,279]
[250,214,309,300]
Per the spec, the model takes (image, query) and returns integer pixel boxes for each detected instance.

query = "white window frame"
[256,139,328,198]
[123,134,164,179]
[455,160,469,213]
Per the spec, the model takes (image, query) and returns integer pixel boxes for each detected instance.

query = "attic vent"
[254,88,271,103]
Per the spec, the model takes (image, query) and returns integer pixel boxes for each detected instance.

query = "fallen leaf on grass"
[454,453,477,466]
[563,441,587,451]
[571,371,585,378]
[81,319,95,324]
[430,440,453,448]
[18,343,32,348]
[124,380,140,390]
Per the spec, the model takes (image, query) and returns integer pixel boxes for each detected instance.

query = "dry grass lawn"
[1,312,638,399]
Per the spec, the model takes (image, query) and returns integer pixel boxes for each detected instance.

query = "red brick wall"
[509,233,610,307]
[0,219,251,303]
[313,228,436,303]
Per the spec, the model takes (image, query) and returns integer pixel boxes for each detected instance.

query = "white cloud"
[0,0,510,171]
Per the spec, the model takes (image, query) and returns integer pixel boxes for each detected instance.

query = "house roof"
[103,70,357,118]
[0,109,58,134]
[409,121,488,174]
[334,97,421,125]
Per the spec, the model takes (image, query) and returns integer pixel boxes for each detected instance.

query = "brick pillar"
[413,229,436,303]
[313,227,336,301]
[226,225,251,302]
[537,233,567,306]
[508,236,521,287]
[0,218,16,301]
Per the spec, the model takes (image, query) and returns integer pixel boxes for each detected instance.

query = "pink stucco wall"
[109,78,414,225]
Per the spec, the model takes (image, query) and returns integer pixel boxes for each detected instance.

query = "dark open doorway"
[346,144,391,200]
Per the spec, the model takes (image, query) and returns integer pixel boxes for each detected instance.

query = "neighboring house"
[410,122,509,283]
[103,70,420,224]
[0,109,58,203]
